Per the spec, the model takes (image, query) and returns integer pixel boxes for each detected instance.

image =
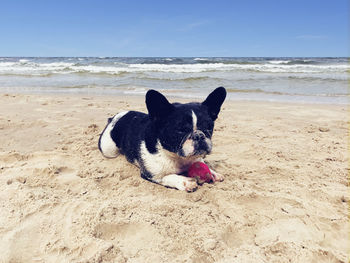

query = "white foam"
[0,60,349,76]
[127,63,231,73]
[269,60,290,64]
[0,62,17,68]
[73,65,126,74]
[19,59,29,64]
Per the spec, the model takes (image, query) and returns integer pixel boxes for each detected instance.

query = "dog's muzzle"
[180,130,212,157]
[190,130,206,141]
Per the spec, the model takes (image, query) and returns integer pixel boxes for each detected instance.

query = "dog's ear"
[146,90,174,121]
[202,87,226,120]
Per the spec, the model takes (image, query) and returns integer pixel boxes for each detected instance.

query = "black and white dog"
[98,87,226,192]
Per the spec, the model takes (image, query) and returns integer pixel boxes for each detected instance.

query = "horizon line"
[0,56,348,58]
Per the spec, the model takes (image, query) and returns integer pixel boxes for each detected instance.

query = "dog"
[98,87,226,192]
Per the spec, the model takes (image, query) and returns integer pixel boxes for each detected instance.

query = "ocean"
[0,57,348,104]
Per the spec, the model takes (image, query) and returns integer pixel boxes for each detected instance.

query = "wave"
[268,59,319,65]
[0,59,348,76]
[19,59,30,64]
[132,74,218,82]
[268,60,291,65]
[139,57,186,64]
[285,59,318,65]
[125,63,349,73]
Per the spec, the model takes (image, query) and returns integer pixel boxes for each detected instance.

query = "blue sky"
[0,0,348,57]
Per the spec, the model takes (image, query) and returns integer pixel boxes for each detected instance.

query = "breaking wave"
[0,59,348,76]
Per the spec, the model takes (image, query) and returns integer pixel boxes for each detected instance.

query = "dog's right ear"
[202,87,226,121]
[146,90,174,121]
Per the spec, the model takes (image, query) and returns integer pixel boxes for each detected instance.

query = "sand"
[0,93,348,263]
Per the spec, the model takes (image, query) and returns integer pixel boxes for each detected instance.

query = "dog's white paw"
[160,174,198,192]
[182,177,198,192]
[211,170,224,182]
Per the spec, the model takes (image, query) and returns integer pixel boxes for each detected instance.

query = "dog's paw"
[182,177,198,192]
[161,174,198,192]
[211,170,224,182]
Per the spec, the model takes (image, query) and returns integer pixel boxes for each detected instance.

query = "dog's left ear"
[202,87,226,120]
[146,89,174,121]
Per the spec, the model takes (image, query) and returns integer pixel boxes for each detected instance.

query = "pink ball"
[188,162,214,184]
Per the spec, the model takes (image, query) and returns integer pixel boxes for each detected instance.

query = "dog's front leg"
[160,174,198,192]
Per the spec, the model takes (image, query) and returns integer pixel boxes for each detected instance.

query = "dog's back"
[99,111,150,162]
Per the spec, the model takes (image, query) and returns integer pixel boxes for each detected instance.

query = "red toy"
[187,162,214,184]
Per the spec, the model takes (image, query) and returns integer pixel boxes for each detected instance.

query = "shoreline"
[0,90,348,106]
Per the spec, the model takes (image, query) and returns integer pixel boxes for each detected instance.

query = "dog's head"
[146,87,226,157]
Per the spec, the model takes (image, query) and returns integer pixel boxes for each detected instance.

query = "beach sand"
[0,93,348,262]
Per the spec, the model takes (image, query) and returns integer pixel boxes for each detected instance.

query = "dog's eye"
[175,124,192,134]
[176,129,190,136]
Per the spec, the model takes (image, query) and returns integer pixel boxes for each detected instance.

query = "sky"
[0,0,348,57]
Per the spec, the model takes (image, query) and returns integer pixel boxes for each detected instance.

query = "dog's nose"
[191,131,205,141]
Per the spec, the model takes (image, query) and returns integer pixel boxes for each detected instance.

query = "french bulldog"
[98,87,226,192]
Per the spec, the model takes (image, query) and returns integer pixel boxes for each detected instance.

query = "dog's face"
[146,87,226,157]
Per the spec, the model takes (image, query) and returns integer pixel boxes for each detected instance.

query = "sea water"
[0,57,348,104]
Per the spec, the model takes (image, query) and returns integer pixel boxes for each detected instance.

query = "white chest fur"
[140,140,200,182]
